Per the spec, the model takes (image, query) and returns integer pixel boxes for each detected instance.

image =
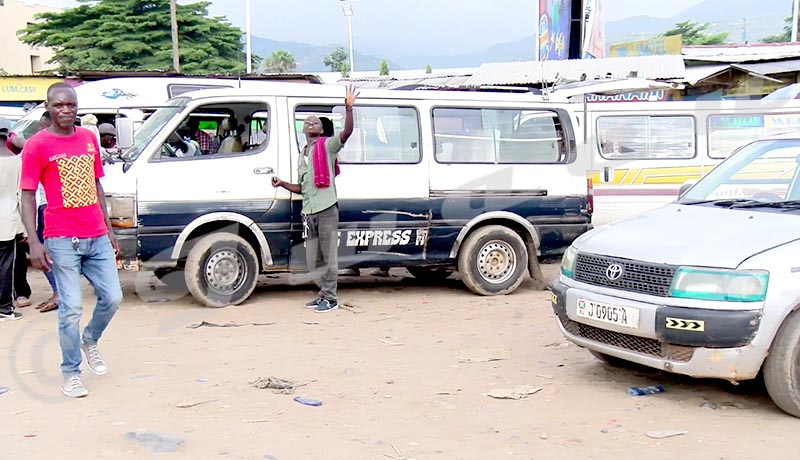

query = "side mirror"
[678,180,697,197]
[116,117,135,150]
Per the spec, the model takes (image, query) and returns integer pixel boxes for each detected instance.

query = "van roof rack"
[405,85,541,94]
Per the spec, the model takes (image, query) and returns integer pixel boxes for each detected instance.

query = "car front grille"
[560,317,695,362]
[573,253,676,297]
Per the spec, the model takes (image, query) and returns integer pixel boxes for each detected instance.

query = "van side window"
[294,105,421,164]
[432,108,568,164]
[597,116,695,160]
[152,102,269,160]
[707,114,800,159]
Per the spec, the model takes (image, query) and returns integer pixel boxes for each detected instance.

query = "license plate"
[576,298,639,329]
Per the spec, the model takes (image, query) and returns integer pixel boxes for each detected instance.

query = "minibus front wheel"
[184,232,259,308]
[457,225,528,296]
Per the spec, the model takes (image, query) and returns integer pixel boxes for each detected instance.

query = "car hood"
[575,204,800,268]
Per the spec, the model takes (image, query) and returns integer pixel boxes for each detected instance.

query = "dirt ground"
[2,263,800,460]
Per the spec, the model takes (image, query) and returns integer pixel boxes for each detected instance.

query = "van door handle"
[254,167,274,175]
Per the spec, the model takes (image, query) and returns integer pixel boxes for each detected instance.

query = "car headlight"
[669,267,769,302]
[561,245,578,278]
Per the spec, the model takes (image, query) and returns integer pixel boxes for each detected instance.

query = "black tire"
[763,309,800,417]
[406,266,454,281]
[457,225,528,296]
[153,267,187,292]
[185,233,259,308]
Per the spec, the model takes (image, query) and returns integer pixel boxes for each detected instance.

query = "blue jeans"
[46,235,122,378]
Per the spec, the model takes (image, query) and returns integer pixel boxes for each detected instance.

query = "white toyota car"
[552,134,800,417]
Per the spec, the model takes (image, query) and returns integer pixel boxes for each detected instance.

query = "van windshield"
[121,97,188,162]
[679,139,800,207]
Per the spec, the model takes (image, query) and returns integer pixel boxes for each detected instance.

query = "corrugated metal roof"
[682,44,800,63]
[679,64,730,84]
[462,55,686,87]
[731,59,800,75]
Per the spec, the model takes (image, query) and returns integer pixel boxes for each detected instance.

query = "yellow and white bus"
[584,97,800,226]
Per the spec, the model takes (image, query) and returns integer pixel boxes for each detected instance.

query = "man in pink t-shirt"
[20,83,122,399]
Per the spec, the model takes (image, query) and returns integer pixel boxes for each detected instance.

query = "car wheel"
[457,225,528,296]
[185,233,259,308]
[763,309,800,417]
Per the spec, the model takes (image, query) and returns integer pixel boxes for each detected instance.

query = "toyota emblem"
[605,264,623,281]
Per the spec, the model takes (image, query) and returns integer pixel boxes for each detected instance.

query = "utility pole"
[341,1,355,73]
[169,0,180,73]
[793,0,800,42]
[742,17,747,44]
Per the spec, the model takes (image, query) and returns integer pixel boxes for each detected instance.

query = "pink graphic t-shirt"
[20,127,107,239]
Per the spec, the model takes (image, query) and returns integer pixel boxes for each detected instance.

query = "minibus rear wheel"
[457,225,528,296]
[185,232,259,308]
[763,309,800,417]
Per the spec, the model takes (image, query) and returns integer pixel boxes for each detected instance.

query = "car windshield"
[679,139,800,209]
[121,97,187,162]
[11,106,47,139]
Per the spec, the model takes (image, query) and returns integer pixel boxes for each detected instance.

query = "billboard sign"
[583,0,606,58]
[608,35,683,57]
[538,0,572,60]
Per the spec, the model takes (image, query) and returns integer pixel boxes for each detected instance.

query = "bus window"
[432,108,569,164]
[707,113,800,159]
[597,116,695,160]
[294,105,421,164]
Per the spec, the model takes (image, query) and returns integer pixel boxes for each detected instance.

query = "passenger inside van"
[217,117,244,154]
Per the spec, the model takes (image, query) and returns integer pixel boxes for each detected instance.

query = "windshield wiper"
[730,199,800,210]
[681,198,761,206]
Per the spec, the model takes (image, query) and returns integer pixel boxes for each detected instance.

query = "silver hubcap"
[477,240,516,284]
[205,250,246,293]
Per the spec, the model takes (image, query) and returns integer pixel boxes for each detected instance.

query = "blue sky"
[28,0,706,55]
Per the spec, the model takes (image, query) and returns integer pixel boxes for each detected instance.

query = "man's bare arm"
[96,180,120,253]
[21,190,51,270]
[272,177,302,194]
[339,84,358,144]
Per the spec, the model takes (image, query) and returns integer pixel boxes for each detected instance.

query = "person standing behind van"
[272,85,358,313]
[0,117,23,321]
[20,83,123,398]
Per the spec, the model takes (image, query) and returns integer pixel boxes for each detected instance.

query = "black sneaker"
[0,311,22,321]
[304,298,322,309]
[314,299,339,313]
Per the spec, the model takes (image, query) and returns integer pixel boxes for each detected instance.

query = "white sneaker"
[61,375,89,398]
[81,343,107,375]
[0,311,22,321]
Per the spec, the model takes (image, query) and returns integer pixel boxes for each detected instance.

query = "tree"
[323,47,348,73]
[261,50,296,73]
[251,54,263,72]
[659,21,728,45]
[425,64,432,74]
[18,0,246,74]
[762,16,796,43]
[379,59,389,76]
[340,62,351,78]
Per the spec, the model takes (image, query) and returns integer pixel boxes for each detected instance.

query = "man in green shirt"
[272,85,358,313]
